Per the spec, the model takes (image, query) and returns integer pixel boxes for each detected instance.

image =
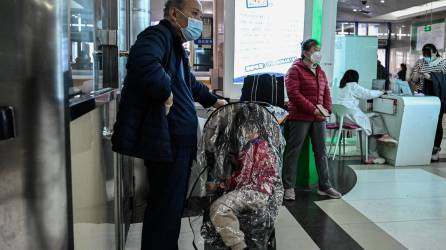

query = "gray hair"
[163,0,186,18]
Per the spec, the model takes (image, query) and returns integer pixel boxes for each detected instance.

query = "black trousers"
[141,144,195,250]
[434,105,445,149]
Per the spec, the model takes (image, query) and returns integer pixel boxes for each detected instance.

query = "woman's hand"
[412,72,420,82]
[165,93,173,115]
[314,108,325,118]
[314,105,329,118]
[206,181,225,191]
[423,73,431,80]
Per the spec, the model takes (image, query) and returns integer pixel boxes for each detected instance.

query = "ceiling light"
[365,5,370,8]
[373,0,446,20]
[353,9,358,12]
[380,0,385,3]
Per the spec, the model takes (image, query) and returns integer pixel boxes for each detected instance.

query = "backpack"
[240,74,285,108]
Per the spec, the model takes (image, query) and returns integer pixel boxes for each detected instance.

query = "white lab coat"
[335,82,382,135]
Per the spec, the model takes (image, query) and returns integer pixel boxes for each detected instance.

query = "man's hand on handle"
[213,99,228,109]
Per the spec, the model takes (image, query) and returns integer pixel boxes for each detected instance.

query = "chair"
[328,104,368,162]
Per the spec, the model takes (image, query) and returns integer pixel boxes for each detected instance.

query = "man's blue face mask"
[176,9,203,41]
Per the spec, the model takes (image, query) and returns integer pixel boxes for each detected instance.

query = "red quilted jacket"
[286,59,332,122]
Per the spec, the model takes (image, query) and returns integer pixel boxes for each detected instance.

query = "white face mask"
[311,51,322,64]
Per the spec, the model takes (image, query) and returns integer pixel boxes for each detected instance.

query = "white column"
[320,0,338,86]
[304,0,314,40]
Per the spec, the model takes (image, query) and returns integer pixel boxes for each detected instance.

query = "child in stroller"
[199,103,285,250]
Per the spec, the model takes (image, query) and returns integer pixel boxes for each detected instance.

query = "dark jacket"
[377,62,386,79]
[426,72,446,110]
[397,70,407,81]
[285,59,332,122]
[111,20,217,162]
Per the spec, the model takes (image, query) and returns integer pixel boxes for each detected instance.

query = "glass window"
[69,0,100,97]
[368,24,379,36]
[358,23,367,36]
[378,49,386,67]
[118,0,128,85]
[368,23,389,39]
[336,22,355,35]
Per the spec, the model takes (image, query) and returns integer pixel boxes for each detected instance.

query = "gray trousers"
[282,121,332,191]
[368,114,388,157]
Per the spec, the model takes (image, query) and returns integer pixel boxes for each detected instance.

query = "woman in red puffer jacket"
[282,39,342,201]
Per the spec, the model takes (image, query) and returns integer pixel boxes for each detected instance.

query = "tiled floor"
[73,223,116,250]
[125,162,446,250]
[318,164,446,250]
[125,207,319,250]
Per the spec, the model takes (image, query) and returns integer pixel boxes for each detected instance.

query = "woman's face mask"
[176,9,203,41]
[424,56,432,63]
[310,51,322,64]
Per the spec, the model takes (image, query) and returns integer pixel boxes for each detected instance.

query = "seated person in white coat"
[336,70,397,164]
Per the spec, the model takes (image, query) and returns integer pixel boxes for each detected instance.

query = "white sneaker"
[366,157,386,164]
[432,147,441,162]
[317,188,342,199]
[283,188,295,201]
[377,135,398,144]
[432,151,440,162]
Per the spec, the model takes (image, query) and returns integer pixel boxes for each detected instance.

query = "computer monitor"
[194,48,213,71]
[395,80,413,96]
[372,79,386,91]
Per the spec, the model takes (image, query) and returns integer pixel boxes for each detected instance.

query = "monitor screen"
[372,79,386,91]
[233,0,305,84]
[395,79,413,96]
[194,48,213,71]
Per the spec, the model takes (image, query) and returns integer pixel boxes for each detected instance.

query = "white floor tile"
[339,168,446,250]
[316,199,407,250]
[377,219,446,250]
[344,169,446,201]
[275,207,319,250]
[344,181,446,201]
[180,216,202,233]
[179,231,204,250]
[315,199,371,224]
[73,223,116,250]
[276,206,304,228]
[347,198,446,222]
[275,226,319,250]
[125,223,142,250]
[354,169,446,184]
[340,223,407,250]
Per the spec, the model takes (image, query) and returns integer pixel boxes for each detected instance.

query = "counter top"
[69,88,117,121]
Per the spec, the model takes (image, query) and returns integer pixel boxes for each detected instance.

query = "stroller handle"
[211,89,230,103]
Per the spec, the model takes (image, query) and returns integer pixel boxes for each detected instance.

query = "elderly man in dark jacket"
[111,0,226,248]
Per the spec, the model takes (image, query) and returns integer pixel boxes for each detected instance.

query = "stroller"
[190,102,286,250]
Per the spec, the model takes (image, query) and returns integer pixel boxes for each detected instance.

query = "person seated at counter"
[336,70,398,164]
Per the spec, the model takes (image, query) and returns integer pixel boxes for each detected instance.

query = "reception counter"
[373,95,440,166]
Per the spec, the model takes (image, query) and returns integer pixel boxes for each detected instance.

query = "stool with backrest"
[328,104,368,162]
